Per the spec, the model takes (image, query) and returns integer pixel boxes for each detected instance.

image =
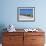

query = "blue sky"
[20,9,33,15]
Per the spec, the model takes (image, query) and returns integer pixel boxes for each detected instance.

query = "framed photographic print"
[17,7,35,22]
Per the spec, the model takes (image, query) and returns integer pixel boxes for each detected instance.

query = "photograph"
[17,7,35,22]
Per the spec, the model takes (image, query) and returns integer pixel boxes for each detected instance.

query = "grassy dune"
[26,14,33,17]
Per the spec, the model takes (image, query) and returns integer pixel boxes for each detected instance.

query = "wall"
[0,0,46,29]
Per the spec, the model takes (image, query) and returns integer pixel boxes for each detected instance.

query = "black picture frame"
[17,7,35,22]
